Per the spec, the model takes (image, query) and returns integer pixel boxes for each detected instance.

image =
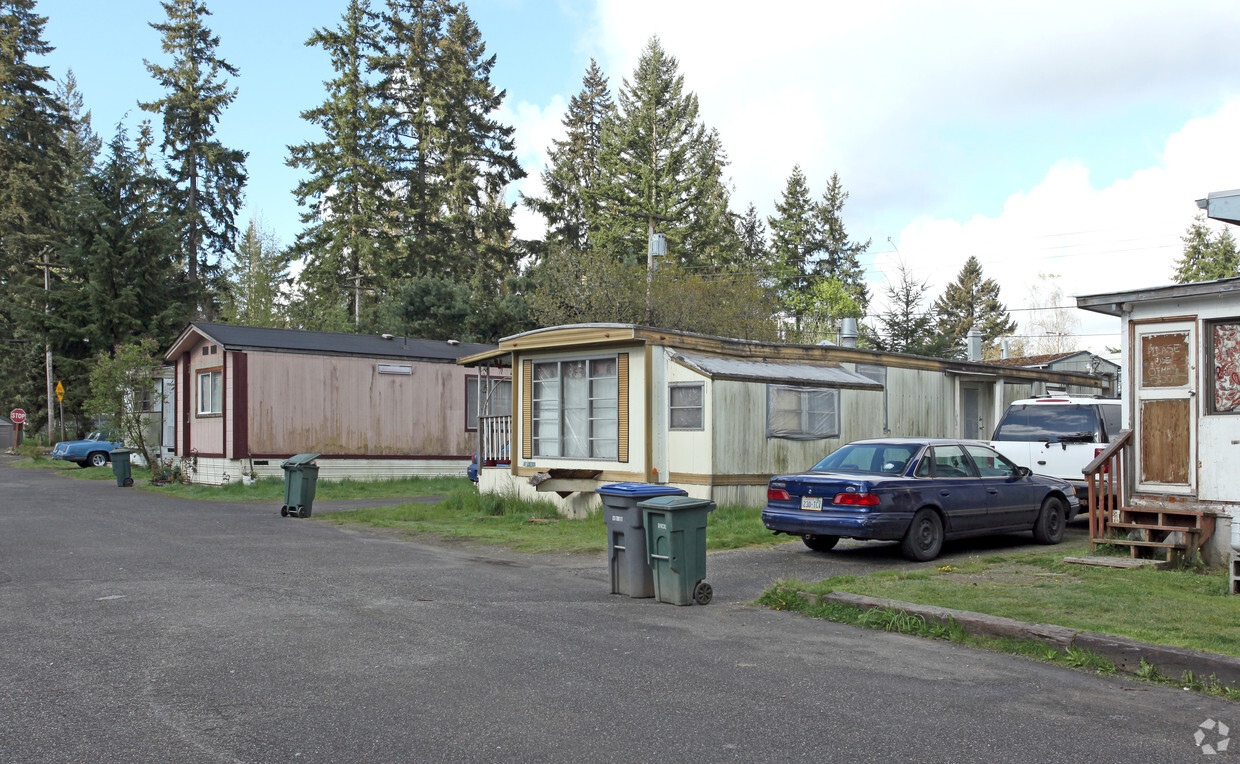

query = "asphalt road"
[1,458,1233,763]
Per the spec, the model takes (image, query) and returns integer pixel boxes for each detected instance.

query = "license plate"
[801,496,823,511]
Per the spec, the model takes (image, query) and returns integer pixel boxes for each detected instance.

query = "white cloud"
[500,94,567,240]
[885,99,1240,353]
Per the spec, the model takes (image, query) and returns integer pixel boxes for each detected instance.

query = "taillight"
[767,487,791,501]
[1095,447,1109,474]
[833,492,881,506]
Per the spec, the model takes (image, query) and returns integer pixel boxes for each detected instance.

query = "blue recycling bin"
[597,483,688,598]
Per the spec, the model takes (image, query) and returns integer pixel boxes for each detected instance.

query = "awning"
[669,351,883,390]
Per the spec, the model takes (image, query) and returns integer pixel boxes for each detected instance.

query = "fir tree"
[592,37,730,267]
[768,165,816,322]
[141,0,248,299]
[0,0,70,434]
[733,202,770,271]
[523,59,613,253]
[288,0,391,324]
[1172,214,1238,283]
[222,217,293,328]
[932,255,1017,358]
[870,263,951,356]
[813,172,869,311]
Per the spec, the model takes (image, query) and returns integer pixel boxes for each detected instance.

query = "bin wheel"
[693,581,713,606]
[123,477,134,487]
[280,505,288,517]
[297,505,310,519]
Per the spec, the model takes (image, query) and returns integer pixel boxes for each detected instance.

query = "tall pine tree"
[592,37,732,267]
[932,255,1017,358]
[222,217,292,328]
[288,0,391,324]
[0,0,69,434]
[523,59,613,254]
[141,0,247,305]
[813,172,869,311]
[767,165,816,323]
[870,263,951,356]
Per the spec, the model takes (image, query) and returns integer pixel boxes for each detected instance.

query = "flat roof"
[166,322,495,363]
[1076,277,1240,316]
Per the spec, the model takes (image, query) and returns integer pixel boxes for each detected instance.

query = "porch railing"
[1082,428,1131,543]
[479,415,511,465]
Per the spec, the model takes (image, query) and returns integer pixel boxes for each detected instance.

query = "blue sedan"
[762,438,1080,561]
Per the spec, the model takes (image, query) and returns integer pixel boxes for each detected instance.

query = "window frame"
[531,355,620,460]
[668,382,705,431]
[466,375,513,432]
[1206,318,1240,416]
[765,384,840,440]
[196,366,223,417]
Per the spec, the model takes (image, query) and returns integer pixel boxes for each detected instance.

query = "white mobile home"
[459,324,1107,515]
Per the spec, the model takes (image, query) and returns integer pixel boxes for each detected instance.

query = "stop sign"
[9,408,26,425]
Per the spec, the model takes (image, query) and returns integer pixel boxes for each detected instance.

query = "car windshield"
[811,443,920,475]
[992,404,1100,442]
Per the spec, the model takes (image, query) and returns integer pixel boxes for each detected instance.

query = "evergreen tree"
[870,263,951,356]
[767,165,816,322]
[932,255,1017,358]
[288,0,391,324]
[77,125,189,349]
[55,70,101,192]
[523,59,613,253]
[222,217,293,328]
[1172,214,1239,283]
[0,0,70,436]
[141,0,248,301]
[734,202,769,271]
[592,37,731,267]
[813,172,869,310]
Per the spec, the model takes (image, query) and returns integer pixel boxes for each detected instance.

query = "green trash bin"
[111,448,134,487]
[639,495,716,606]
[280,453,321,518]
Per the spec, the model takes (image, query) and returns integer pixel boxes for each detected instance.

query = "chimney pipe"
[1001,338,1010,360]
[840,318,858,348]
[967,326,982,362]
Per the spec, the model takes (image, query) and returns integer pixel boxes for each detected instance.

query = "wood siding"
[521,359,533,459]
[617,352,629,463]
[244,352,477,456]
[187,337,224,454]
[1139,398,1191,485]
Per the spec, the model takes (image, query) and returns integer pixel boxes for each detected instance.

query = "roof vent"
[381,333,395,340]
[447,339,460,346]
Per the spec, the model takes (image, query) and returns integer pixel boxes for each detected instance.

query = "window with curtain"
[197,369,222,415]
[532,357,618,458]
[766,385,839,440]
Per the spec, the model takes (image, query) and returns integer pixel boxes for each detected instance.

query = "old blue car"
[762,438,1079,562]
[50,431,124,468]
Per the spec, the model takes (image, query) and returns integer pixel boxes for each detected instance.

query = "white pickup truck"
[989,396,1123,493]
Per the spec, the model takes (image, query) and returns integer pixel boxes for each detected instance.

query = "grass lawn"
[8,455,469,501]
[325,490,783,554]
[761,537,1240,659]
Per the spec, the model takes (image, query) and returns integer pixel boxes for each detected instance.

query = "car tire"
[87,452,108,468]
[1033,496,1066,545]
[900,509,944,562]
[802,534,840,552]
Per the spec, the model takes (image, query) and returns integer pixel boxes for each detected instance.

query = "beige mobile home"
[459,324,1106,516]
[165,322,505,485]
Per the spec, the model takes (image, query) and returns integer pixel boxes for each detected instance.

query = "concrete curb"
[800,590,1240,687]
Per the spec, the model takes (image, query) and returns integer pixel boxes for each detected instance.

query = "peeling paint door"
[1135,322,1196,495]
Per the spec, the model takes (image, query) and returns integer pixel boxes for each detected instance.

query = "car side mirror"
[1017,466,1032,478]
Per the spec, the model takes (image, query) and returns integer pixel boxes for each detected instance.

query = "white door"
[1134,321,1196,495]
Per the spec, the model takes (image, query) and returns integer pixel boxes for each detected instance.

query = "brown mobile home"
[165,322,505,485]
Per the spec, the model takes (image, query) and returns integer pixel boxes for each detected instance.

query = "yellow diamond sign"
[55,381,64,402]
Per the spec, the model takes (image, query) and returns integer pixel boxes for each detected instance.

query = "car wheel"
[1033,496,1066,544]
[87,452,108,468]
[801,534,840,552]
[900,509,944,562]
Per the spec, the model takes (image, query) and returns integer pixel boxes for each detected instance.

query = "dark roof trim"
[165,322,494,363]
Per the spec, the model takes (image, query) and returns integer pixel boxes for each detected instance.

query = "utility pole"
[26,248,67,443]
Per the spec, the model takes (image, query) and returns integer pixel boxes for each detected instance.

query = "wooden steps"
[1090,503,1215,564]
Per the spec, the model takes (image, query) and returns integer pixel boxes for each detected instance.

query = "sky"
[37,0,1240,353]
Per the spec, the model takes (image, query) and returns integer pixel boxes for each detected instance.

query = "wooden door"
[1135,322,1196,494]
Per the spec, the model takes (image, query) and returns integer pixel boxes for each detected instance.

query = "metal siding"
[187,337,224,454]
[243,352,476,455]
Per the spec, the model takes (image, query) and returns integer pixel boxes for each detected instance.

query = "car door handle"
[987,488,999,494]
[1037,460,1047,465]
[939,490,950,496]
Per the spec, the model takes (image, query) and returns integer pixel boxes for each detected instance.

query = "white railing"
[480,415,511,465]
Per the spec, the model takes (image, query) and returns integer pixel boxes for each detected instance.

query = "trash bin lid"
[111,448,132,455]
[637,495,715,511]
[282,453,321,467]
[597,482,687,497]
